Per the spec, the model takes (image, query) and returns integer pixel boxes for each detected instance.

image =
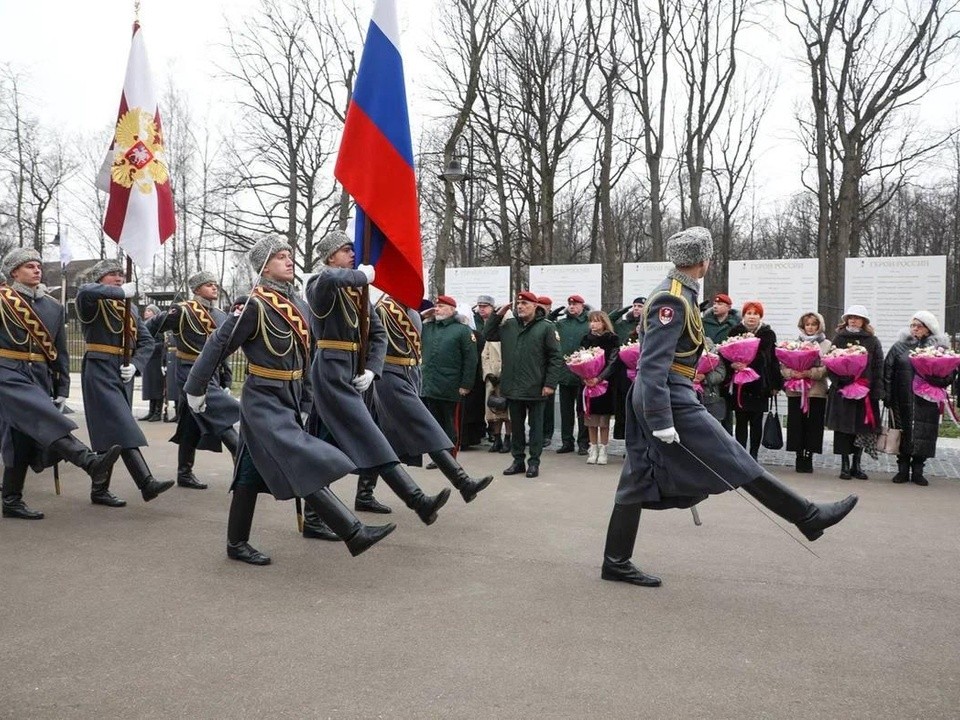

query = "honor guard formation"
[3,226,899,586]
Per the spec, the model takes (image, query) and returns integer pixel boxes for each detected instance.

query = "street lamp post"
[440,128,475,266]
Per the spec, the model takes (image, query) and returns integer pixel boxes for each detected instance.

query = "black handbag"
[486,390,508,412]
[761,396,784,450]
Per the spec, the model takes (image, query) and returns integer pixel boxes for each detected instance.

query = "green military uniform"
[483,306,563,472]
[421,315,479,445]
[610,306,644,343]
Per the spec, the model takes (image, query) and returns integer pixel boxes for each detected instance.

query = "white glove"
[352,369,375,392]
[652,426,680,444]
[53,396,67,408]
[187,393,207,414]
[300,411,311,426]
[120,282,137,298]
[161,365,167,376]
[358,264,375,284]
[119,364,136,383]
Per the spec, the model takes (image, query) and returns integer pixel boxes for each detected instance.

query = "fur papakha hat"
[1,248,42,278]
[88,258,124,282]
[188,270,218,291]
[247,236,292,274]
[316,230,354,265]
[666,226,714,266]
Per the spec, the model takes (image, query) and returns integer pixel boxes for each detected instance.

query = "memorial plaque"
[728,259,819,341]
[529,264,602,310]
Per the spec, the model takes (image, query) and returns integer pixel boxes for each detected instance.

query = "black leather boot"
[488,436,503,453]
[795,452,804,473]
[90,467,126,507]
[891,455,910,483]
[176,444,208,489]
[220,428,240,459]
[850,448,868,480]
[803,451,815,473]
[379,464,451,525]
[556,441,575,454]
[910,457,928,486]
[601,504,662,587]
[302,504,340,540]
[121,448,174,502]
[303,488,396,556]
[2,465,44,519]
[839,454,851,480]
[354,471,392,514]
[503,458,526,475]
[139,399,160,422]
[742,471,858,541]
[429,450,494,503]
[227,485,270,565]
[49,435,122,484]
[499,434,511,453]
[525,461,540,478]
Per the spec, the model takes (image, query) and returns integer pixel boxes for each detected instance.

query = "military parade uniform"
[74,265,174,506]
[184,238,394,564]
[603,228,858,587]
[368,296,492,504]
[0,252,122,519]
[147,276,240,489]
[303,255,450,533]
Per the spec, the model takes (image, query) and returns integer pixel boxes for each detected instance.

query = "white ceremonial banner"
[844,256,946,353]
[529,264,602,309]
[728,259,819,341]
[444,266,511,308]
[622,262,703,307]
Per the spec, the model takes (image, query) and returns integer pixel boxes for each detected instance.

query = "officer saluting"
[147,270,240,490]
[76,260,174,507]
[603,227,858,587]
[303,231,449,535]
[185,236,394,565]
[0,250,123,519]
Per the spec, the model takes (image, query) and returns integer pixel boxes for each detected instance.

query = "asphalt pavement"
[1,406,958,719]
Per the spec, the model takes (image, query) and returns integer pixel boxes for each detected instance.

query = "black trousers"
[558,384,588,449]
[424,397,458,446]
[786,396,826,453]
[508,399,546,463]
[734,409,764,459]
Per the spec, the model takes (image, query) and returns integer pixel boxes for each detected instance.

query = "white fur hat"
[666,226,714,266]
[315,230,354,266]
[1,248,42,278]
[188,270,218,291]
[247,236,292,274]
[912,310,940,336]
[841,304,871,325]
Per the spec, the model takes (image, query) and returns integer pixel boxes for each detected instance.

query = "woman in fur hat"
[882,311,954,486]
[780,312,832,473]
[825,305,884,480]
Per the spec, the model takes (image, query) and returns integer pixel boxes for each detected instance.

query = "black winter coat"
[724,323,781,413]
[883,331,955,459]
[579,330,621,416]
[825,329,884,435]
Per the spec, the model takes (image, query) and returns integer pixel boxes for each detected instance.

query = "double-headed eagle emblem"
[110,108,170,193]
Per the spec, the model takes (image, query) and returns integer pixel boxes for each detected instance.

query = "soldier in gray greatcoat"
[301,231,450,540]
[138,304,165,421]
[0,249,123,519]
[76,260,174,507]
[146,271,240,490]
[357,294,493,509]
[602,227,859,588]
[184,236,395,565]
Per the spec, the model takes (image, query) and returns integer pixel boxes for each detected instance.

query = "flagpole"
[357,216,372,375]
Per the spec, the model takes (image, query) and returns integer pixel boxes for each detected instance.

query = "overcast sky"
[2,0,957,259]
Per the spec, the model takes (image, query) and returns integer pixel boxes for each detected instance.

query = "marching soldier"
[184,236,395,565]
[0,249,123,519]
[147,271,240,490]
[301,231,450,539]
[76,260,174,507]
[602,227,858,587]
[370,294,494,504]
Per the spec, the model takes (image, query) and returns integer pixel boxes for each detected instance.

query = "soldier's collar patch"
[659,307,674,325]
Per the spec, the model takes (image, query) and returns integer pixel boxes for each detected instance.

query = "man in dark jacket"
[555,294,590,454]
[421,294,479,447]
[602,227,858,588]
[483,290,563,478]
[610,297,646,343]
[702,293,740,343]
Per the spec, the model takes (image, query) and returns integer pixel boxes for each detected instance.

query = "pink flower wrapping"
[716,336,760,408]
[909,354,960,407]
[566,349,608,414]
[823,350,875,427]
[776,347,821,414]
[693,352,719,395]
[619,343,641,382]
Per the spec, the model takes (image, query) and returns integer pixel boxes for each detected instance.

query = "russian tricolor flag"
[335,0,424,309]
